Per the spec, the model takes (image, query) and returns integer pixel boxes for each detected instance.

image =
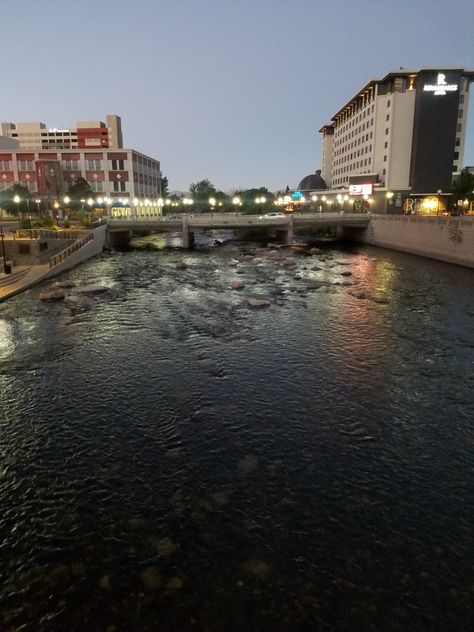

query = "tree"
[189,179,221,211]
[160,176,169,197]
[233,187,275,214]
[0,183,31,215]
[452,168,474,200]
[66,178,94,212]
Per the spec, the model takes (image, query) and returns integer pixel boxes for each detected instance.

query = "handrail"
[48,231,94,268]
[107,211,371,227]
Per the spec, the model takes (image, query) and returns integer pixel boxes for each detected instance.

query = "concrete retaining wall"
[44,225,107,277]
[345,215,474,268]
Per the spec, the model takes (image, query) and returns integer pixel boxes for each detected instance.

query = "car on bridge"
[259,212,286,219]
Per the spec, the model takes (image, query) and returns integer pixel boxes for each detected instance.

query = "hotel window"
[111,159,125,170]
[459,95,464,103]
[458,109,463,118]
[455,138,460,146]
[387,100,391,107]
[17,160,34,171]
[0,160,11,170]
[87,159,102,170]
[386,114,390,121]
[457,124,462,132]
[113,181,126,192]
[63,160,79,170]
[383,168,386,175]
[88,181,103,192]
[384,141,388,148]
[384,155,387,162]
[385,128,389,135]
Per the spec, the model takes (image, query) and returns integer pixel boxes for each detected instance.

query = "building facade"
[319,68,474,200]
[1,115,123,151]
[0,115,161,202]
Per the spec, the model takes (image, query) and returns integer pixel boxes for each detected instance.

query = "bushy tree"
[452,168,474,200]
[0,183,31,215]
[233,187,275,214]
[160,176,169,197]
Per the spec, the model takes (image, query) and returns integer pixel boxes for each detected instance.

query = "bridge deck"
[107,212,370,231]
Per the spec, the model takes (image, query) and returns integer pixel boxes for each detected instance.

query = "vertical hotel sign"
[423,73,458,95]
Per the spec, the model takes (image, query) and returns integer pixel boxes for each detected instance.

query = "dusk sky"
[2,0,473,193]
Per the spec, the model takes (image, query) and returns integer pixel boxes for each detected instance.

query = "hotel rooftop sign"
[423,73,458,95]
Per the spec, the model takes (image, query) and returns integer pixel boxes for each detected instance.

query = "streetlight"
[54,200,60,226]
[63,196,70,222]
[0,226,10,273]
[255,196,266,215]
[209,197,216,212]
[437,189,442,216]
[35,198,41,214]
[232,196,241,214]
[13,195,21,224]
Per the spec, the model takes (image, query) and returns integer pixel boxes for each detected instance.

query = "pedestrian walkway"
[0,264,50,302]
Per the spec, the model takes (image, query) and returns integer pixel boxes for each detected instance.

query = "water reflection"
[0,235,473,631]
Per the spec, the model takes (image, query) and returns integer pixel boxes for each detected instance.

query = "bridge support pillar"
[182,219,195,249]
[276,219,293,246]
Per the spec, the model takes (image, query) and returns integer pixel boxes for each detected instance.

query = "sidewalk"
[0,264,50,302]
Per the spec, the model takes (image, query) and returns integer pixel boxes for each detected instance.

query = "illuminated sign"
[291,191,302,199]
[349,183,373,195]
[423,73,458,95]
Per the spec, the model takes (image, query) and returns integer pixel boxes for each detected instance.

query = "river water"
[1,232,473,631]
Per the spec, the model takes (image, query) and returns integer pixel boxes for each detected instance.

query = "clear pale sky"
[2,0,473,193]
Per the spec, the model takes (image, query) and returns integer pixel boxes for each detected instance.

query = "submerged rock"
[166,577,184,590]
[231,282,245,290]
[77,284,109,294]
[243,559,270,579]
[156,537,178,557]
[247,298,271,308]
[175,260,187,270]
[52,280,76,288]
[141,567,163,590]
[39,290,65,301]
[239,454,258,473]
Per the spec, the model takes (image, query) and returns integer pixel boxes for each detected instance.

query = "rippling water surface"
[1,233,473,631]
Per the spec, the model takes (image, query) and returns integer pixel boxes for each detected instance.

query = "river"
[1,232,473,631]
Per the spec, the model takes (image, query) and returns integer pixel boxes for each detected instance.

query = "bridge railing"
[48,231,94,269]
[107,211,370,225]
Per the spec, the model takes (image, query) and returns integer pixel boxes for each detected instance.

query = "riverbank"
[0,224,107,302]
[343,214,474,268]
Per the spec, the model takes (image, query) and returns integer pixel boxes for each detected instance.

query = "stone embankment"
[343,214,474,268]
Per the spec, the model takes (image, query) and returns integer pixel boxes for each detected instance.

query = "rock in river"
[39,290,65,301]
[247,298,271,308]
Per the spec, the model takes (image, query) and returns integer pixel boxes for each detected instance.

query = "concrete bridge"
[106,212,370,248]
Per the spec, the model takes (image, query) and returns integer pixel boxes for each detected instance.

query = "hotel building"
[0,114,161,202]
[318,67,474,212]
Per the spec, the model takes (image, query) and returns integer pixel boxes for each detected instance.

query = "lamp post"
[63,196,70,223]
[35,198,41,215]
[54,201,60,226]
[13,195,21,226]
[232,196,241,215]
[255,196,266,215]
[437,189,442,216]
[209,197,216,213]
[0,226,10,273]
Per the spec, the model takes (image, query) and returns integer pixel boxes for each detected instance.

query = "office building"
[0,115,161,201]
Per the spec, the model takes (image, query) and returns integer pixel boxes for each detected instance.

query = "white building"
[320,67,474,195]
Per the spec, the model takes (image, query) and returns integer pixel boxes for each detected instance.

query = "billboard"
[349,183,373,196]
